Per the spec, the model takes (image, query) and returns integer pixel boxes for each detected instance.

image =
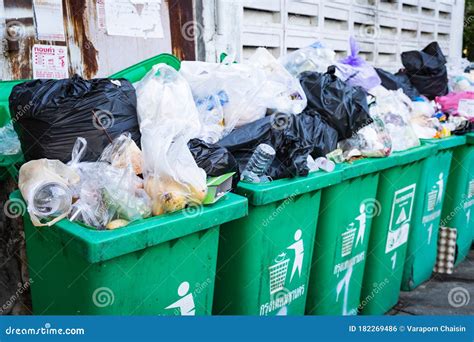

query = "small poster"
[97,0,106,30]
[32,44,68,79]
[104,0,164,38]
[33,0,66,41]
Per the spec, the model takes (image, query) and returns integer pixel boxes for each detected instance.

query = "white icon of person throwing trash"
[436,172,444,205]
[165,281,196,316]
[287,229,304,282]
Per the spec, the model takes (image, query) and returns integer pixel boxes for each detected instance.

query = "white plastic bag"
[180,60,268,140]
[248,48,307,115]
[279,41,336,77]
[142,124,207,216]
[136,63,201,140]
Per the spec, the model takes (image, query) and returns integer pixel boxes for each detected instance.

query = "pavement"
[389,249,474,315]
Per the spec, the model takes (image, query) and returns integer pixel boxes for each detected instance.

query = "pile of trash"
[7,38,474,230]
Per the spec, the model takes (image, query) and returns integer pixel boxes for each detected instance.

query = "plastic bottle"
[31,182,72,219]
[241,144,276,183]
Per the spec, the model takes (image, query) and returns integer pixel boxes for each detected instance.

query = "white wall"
[200,0,465,71]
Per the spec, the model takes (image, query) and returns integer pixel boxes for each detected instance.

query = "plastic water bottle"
[241,144,276,183]
[31,182,72,219]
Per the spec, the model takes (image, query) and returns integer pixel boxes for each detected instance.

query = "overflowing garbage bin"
[11,190,247,315]
[359,144,436,315]
[402,136,466,291]
[213,170,343,315]
[305,156,397,315]
[441,133,474,265]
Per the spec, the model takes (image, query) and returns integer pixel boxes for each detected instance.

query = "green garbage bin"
[402,136,466,291]
[213,170,343,316]
[110,53,181,81]
[359,144,436,315]
[305,155,397,315]
[441,133,474,265]
[10,190,247,315]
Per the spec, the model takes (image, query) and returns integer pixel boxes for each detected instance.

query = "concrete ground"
[389,249,474,315]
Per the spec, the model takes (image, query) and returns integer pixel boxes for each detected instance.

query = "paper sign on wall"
[32,44,68,79]
[97,0,106,30]
[33,0,66,41]
[104,0,164,38]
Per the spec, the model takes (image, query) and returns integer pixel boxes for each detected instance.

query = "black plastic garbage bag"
[299,66,372,140]
[401,41,448,100]
[188,139,239,178]
[217,111,338,179]
[9,75,140,162]
[375,68,421,100]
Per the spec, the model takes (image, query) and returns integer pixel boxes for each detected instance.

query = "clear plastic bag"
[136,63,201,141]
[248,48,307,115]
[370,88,420,152]
[0,122,21,155]
[279,41,336,77]
[141,124,207,216]
[69,136,151,229]
[339,116,392,158]
[180,60,268,140]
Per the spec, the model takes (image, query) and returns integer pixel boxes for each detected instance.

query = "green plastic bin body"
[306,156,397,315]
[402,136,466,291]
[441,133,474,265]
[11,191,247,315]
[360,145,436,315]
[213,171,343,316]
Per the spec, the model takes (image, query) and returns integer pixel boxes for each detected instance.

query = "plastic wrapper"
[401,42,448,100]
[370,88,420,152]
[334,37,381,91]
[217,110,338,180]
[339,116,392,158]
[10,75,140,162]
[299,67,372,140]
[0,122,21,155]
[136,64,201,141]
[375,68,421,100]
[279,41,336,77]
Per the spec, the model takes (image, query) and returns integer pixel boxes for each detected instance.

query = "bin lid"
[10,190,247,263]
[421,135,466,150]
[109,53,181,83]
[236,167,343,206]
[0,80,26,124]
[466,133,474,145]
[393,144,437,165]
[341,155,398,181]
